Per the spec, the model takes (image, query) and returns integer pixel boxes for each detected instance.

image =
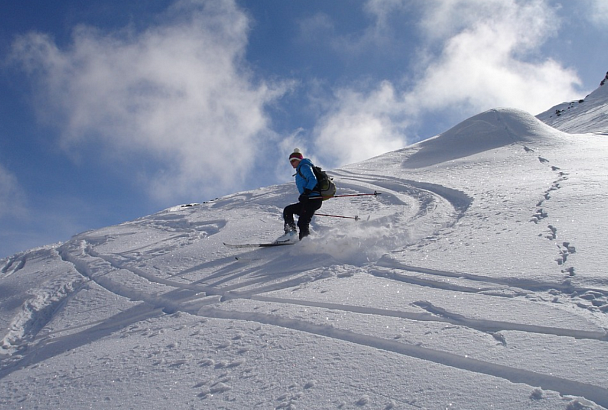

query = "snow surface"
[537,73,608,135]
[2,85,608,409]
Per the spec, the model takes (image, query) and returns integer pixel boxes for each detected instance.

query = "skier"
[277,148,323,242]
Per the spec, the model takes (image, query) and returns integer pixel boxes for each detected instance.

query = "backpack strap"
[296,163,320,192]
[296,163,313,179]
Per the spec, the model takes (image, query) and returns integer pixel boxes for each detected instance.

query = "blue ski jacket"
[295,159,321,198]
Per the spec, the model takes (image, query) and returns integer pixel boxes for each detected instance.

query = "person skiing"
[277,148,323,242]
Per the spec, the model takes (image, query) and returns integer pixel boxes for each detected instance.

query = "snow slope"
[537,72,608,134]
[1,94,608,408]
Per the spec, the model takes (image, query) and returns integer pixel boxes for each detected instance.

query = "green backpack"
[298,165,336,200]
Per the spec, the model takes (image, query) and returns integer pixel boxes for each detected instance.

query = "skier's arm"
[300,164,318,192]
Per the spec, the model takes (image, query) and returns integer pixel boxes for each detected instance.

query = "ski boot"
[275,223,298,244]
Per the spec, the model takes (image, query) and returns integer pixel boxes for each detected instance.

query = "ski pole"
[316,213,360,221]
[331,190,381,198]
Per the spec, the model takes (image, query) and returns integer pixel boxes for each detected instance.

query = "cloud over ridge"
[11,0,287,201]
[311,0,583,166]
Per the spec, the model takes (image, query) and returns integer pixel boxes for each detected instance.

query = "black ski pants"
[283,196,322,239]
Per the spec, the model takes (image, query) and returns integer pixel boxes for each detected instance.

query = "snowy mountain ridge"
[1,80,608,409]
[399,108,569,169]
[537,72,608,134]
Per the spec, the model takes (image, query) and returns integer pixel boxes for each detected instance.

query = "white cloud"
[0,163,26,219]
[363,0,409,29]
[11,0,288,202]
[312,0,583,167]
[298,0,410,58]
[586,0,608,26]
[406,0,581,115]
[313,81,409,166]
[297,13,335,42]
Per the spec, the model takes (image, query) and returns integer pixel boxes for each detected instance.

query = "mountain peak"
[401,108,563,168]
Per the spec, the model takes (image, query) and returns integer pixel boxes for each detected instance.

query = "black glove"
[299,189,312,202]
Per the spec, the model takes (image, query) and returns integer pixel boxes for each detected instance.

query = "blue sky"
[1,0,607,258]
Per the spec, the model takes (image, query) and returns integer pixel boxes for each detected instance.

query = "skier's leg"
[297,199,322,239]
[283,203,300,231]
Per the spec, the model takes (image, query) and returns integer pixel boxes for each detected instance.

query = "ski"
[223,241,296,249]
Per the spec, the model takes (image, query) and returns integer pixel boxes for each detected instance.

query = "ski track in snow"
[2,164,607,409]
